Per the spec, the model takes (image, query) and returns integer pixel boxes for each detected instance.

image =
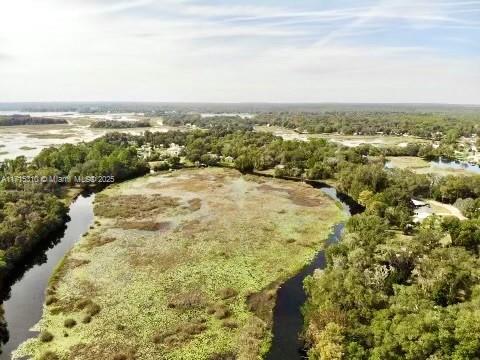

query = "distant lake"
[0,111,143,121]
[0,111,77,117]
[200,113,254,119]
[386,157,480,175]
[430,158,480,174]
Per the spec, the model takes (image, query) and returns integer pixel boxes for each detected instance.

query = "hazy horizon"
[2,101,480,116]
[1,101,480,105]
[1,0,479,104]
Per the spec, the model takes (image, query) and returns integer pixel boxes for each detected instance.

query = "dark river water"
[265,183,362,360]
[0,194,95,359]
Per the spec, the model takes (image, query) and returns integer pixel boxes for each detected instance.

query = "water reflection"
[0,194,94,358]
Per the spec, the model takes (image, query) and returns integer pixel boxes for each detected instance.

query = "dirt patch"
[69,343,137,360]
[149,171,232,193]
[246,284,278,324]
[48,281,99,315]
[167,290,208,310]
[287,188,322,207]
[178,219,208,235]
[207,351,237,360]
[116,220,171,232]
[187,198,202,211]
[257,184,288,193]
[153,319,208,349]
[127,247,189,270]
[244,174,267,184]
[257,184,320,207]
[94,194,180,219]
[84,236,116,250]
[148,177,210,193]
[236,317,268,360]
[68,258,90,269]
[27,133,75,139]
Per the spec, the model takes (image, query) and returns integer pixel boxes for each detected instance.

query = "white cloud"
[0,0,478,103]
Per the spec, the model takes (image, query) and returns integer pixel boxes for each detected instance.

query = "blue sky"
[0,0,479,103]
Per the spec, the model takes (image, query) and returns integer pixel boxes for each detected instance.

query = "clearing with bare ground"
[15,168,345,360]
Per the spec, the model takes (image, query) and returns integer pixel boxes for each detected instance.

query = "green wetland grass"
[15,168,345,360]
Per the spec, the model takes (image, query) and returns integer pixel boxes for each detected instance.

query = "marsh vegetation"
[14,168,344,360]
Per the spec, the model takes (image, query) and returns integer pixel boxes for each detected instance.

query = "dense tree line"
[32,139,148,185]
[303,211,480,359]
[305,216,480,359]
[0,306,6,350]
[90,120,151,129]
[142,130,189,147]
[0,154,71,351]
[0,191,67,284]
[296,151,480,359]
[454,198,480,219]
[0,115,67,126]
[255,112,480,139]
[162,111,480,140]
[162,111,479,166]
[357,142,456,161]
[162,114,254,132]
[432,176,480,204]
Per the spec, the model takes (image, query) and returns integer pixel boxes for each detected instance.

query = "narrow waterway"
[0,193,95,359]
[265,183,362,360]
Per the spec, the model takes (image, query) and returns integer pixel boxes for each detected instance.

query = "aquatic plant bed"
[14,168,344,360]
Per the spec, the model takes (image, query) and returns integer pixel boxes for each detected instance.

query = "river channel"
[0,194,95,359]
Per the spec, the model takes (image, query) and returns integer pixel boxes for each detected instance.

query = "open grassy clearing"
[15,168,345,360]
[386,156,430,169]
